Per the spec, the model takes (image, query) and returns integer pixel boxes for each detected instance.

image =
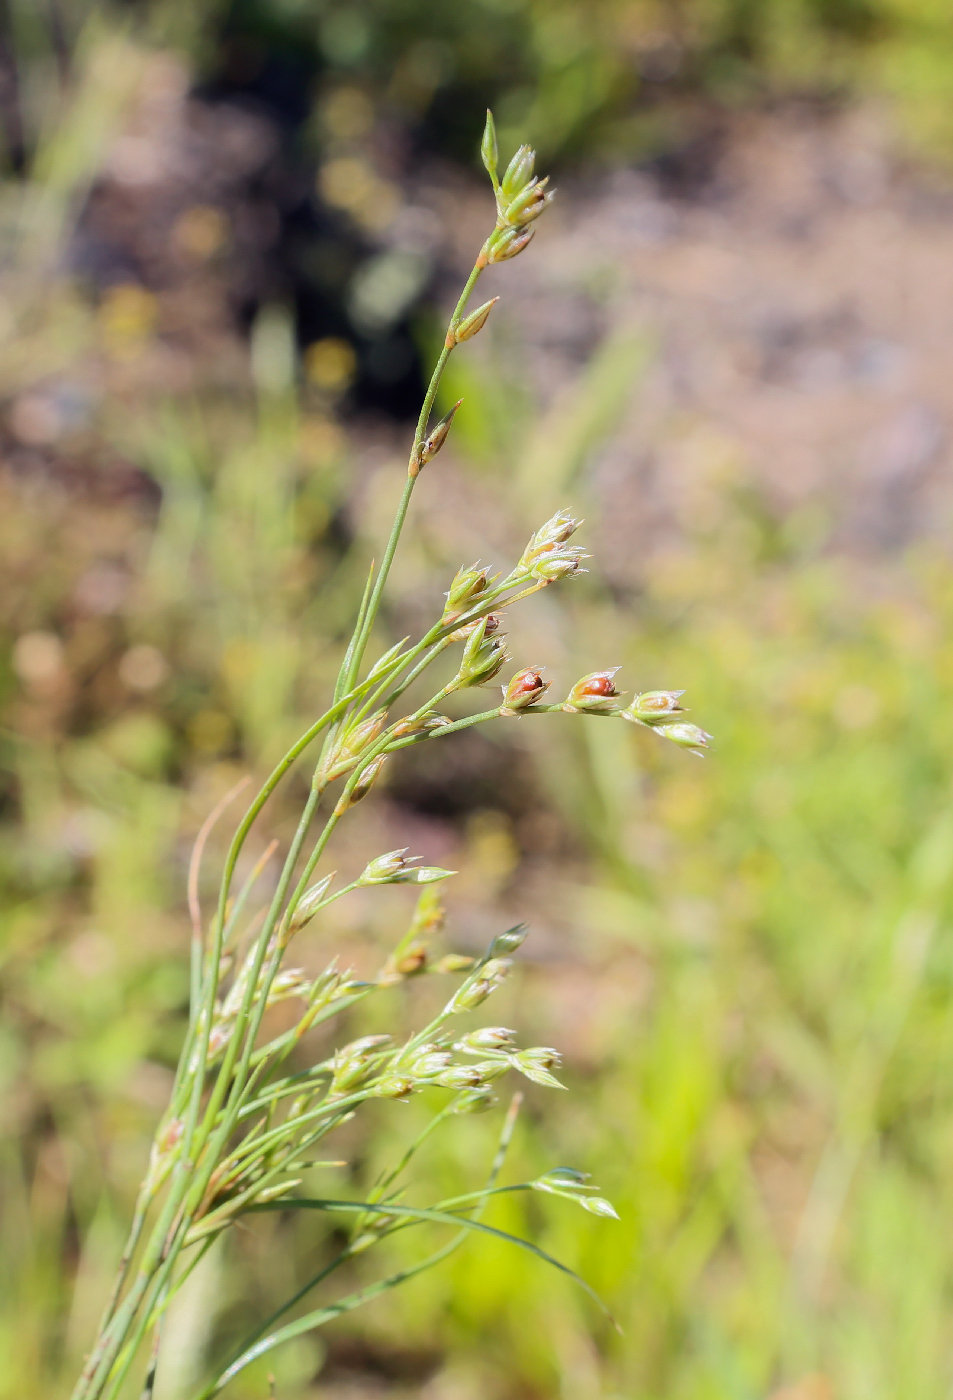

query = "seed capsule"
[454,1027,516,1053]
[501,666,550,715]
[656,721,713,755]
[564,669,624,713]
[625,690,685,724]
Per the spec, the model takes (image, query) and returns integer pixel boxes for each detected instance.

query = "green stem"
[341,259,485,695]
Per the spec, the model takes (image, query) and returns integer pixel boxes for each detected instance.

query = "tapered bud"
[287,874,335,932]
[532,553,586,582]
[434,953,476,974]
[448,957,511,1012]
[451,1089,497,1113]
[331,1034,392,1093]
[454,616,509,687]
[624,690,685,723]
[360,848,411,883]
[454,1027,516,1053]
[366,638,410,681]
[449,298,499,346]
[320,710,388,781]
[564,669,623,713]
[435,1064,487,1090]
[489,924,527,956]
[391,712,451,739]
[582,1196,621,1219]
[267,968,311,1005]
[531,1169,619,1217]
[449,611,501,643]
[517,519,589,578]
[309,965,344,1007]
[501,666,549,714]
[504,177,554,226]
[512,1046,565,1089]
[410,1049,454,1077]
[501,143,535,198]
[334,754,387,814]
[373,1075,414,1099]
[412,400,462,475]
[481,109,498,179]
[442,562,490,624]
[656,722,713,755]
[486,224,535,264]
[482,957,513,980]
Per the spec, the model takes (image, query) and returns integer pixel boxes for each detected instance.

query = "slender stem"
[341,259,485,695]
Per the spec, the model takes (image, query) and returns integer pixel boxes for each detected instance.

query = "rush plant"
[70,113,704,1399]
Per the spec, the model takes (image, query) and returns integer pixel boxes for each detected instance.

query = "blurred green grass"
[4,6,953,1400]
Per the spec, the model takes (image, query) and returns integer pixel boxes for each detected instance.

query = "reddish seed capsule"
[565,669,624,713]
[501,666,550,715]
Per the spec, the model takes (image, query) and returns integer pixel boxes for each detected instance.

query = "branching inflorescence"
[71,112,709,1400]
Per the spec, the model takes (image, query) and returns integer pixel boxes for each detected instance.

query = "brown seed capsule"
[564,669,624,713]
[500,666,550,715]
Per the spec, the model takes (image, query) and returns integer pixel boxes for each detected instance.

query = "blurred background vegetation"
[5,1,953,1397]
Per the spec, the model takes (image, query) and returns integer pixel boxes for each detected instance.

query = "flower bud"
[624,690,685,724]
[501,143,535,198]
[309,964,343,1007]
[451,1089,497,1114]
[582,1196,621,1219]
[447,960,512,1013]
[288,874,335,933]
[512,1046,565,1089]
[454,1027,516,1053]
[531,552,587,582]
[434,1064,487,1090]
[434,953,476,974]
[481,109,498,179]
[501,666,549,715]
[373,1075,415,1099]
[390,711,452,739]
[412,400,462,475]
[366,637,410,681]
[394,945,428,975]
[266,967,311,1006]
[334,754,387,814]
[504,178,554,226]
[656,722,713,755]
[449,298,499,346]
[360,848,412,883]
[331,1034,391,1093]
[411,1050,454,1077]
[564,669,623,714]
[489,924,527,956]
[442,562,490,624]
[522,509,582,556]
[486,224,535,264]
[454,616,509,688]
